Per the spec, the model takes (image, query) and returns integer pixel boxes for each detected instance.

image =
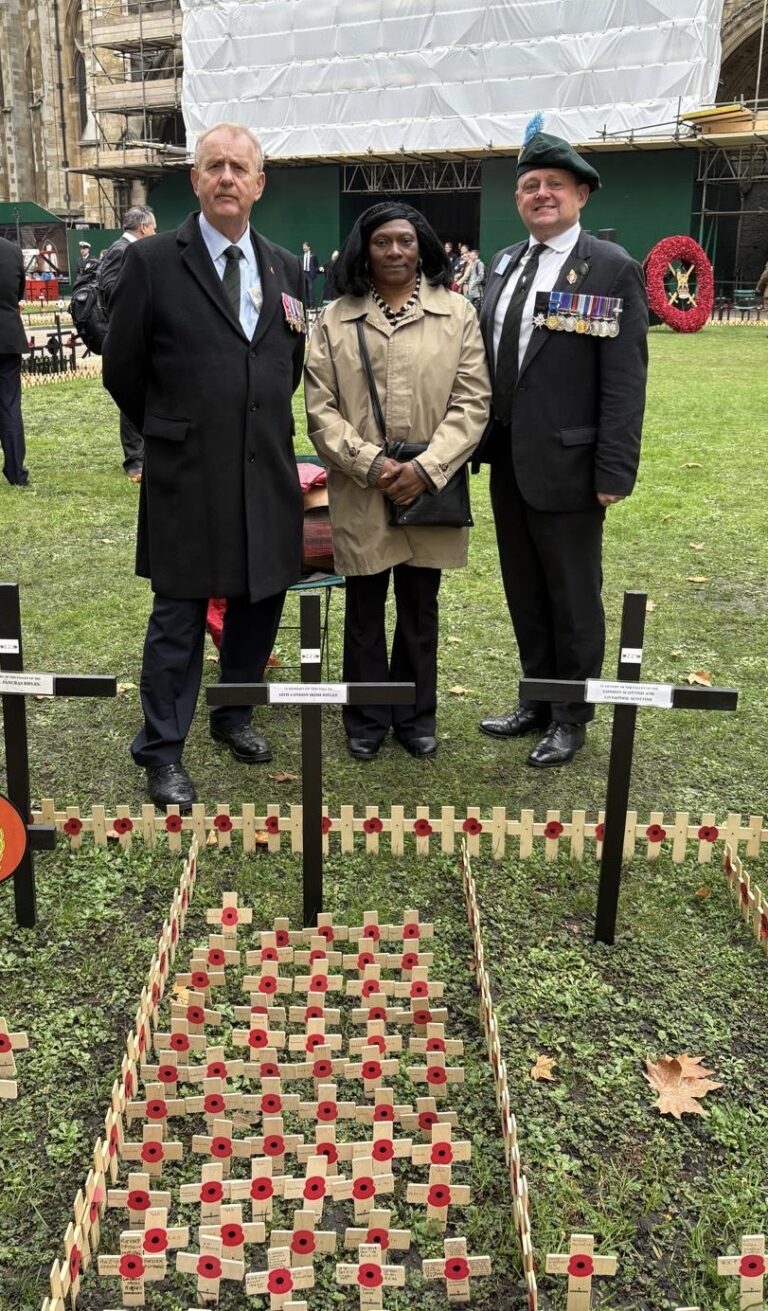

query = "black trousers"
[342,564,441,741]
[119,410,144,472]
[303,272,316,308]
[489,448,605,724]
[131,590,286,767]
[0,354,27,486]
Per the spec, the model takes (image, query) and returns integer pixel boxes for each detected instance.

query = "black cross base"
[520,590,738,945]
[0,583,117,927]
[207,592,415,926]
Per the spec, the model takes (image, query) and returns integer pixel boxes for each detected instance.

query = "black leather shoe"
[527,722,586,768]
[211,723,271,763]
[346,737,382,760]
[396,734,439,759]
[146,762,196,811]
[479,705,548,738]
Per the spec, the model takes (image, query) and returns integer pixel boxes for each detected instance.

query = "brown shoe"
[126,466,143,483]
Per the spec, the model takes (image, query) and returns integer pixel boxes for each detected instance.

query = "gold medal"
[575,318,589,334]
[546,314,559,331]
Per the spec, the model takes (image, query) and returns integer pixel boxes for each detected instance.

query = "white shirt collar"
[123,230,138,244]
[530,221,581,256]
[198,212,254,267]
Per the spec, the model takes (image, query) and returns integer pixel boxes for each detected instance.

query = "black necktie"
[222,244,243,319]
[493,242,547,424]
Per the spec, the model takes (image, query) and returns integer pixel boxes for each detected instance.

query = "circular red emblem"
[567,1255,595,1278]
[358,1262,384,1288]
[211,1136,233,1158]
[267,1268,293,1293]
[144,1228,168,1252]
[118,1254,144,1279]
[445,1257,470,1281]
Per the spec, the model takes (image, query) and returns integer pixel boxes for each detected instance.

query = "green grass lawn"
[0,326,766,1310]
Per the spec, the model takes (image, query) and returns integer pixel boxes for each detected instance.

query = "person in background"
[302,241,321,307]
[455,242,471,293]
[466,249,486,309]
[0,234,28,487]
[75,240,93,277]
[305,202,490,761]
[99,205,157,482]
[443,240,460,278]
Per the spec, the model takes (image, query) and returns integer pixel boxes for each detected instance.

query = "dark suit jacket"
[98,233,132,310]
[476,230,648,512]
[0,236,28,355]
[303,252,320,280]
[102,213,305,602]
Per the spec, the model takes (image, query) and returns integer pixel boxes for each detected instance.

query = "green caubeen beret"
[517,131,601,193]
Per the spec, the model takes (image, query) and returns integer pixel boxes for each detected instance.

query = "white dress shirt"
[198,211,261,338]
[493,221,582,369]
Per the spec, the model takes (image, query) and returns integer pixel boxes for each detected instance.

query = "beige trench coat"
[304,281,491,575]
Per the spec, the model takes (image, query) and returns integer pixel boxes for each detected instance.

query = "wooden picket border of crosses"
[30,798,768,865]
[722,844,768,963]
[0,1014,30,1100]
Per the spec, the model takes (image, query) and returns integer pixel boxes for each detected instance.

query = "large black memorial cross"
[207,592,415,927]
[520,590,738,945]
[0,583,117,926]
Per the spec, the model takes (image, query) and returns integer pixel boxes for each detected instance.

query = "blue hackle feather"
[523,112,544,145]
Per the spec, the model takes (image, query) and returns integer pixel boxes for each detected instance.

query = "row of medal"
[533,289,623,337]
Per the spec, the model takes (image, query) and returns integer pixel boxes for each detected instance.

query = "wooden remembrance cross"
[207,592,414,926]
[0,583,117,927]
[519,590,738,945]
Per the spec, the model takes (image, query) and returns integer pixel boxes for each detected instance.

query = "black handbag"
[356,320,473,528]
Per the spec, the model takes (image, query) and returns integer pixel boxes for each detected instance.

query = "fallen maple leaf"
[268,771,298,783]
[695,886,711,899]
[688,542,705,550]
[448,685,468,696]
[446,636,461,644]
[643,1054,722,1118]
[116,681,137,694]
[686,576,709,584]
[681,461,702,469]
[646,599,657,612]
[686,670,712,686]
[530,1055,556,1082]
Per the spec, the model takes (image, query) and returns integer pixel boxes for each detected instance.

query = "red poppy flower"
[362,1060,382,1081]
[317,1099,338,1121]
[739,1255,766,1278]
[760,911,768,939]
[123,1069,134,1097]
[191,970,210,990]
[304,1175,326,1200]
[0,1034,13,1054]
[318,923,335,942]
[413,1008,432,1026]
[401,951,419,970]
[250,1177,273,1200]
[221,1222,245,1247]
[108,1123,119,1156]
[181,888,189,909]
[264,1134,285,1157]
[221,905,239,926]
[170,920,178,943]
[362,924,381,942]
[137,1026,147,1054]
[151,982,160,1005]
[427,1183,451,1208]
[63,817,82,836]
[312,1058,333,1080]
[309,948,327,964]
[267,1268,293,1294]
[321,816,332,834]
[213,813,233,832]
[170,1032,190,1052]
[358,1263,383,1288]
[594,822,605,842]
[127,1187,151,1212]
[646,824,667,842]
[207,1059,227,1079]
[305,1003,324,1020]
[462,816,483,836]
[258,975,278,995]
[367,1034,386,1054]
[113,816,133,835]
[260,1060,279,1078]
[352,1176,375,1199]
[146,1098,168,1121]
[306,1033,325,1053]
[317,1140,338,1163]
[410,980,429,998]
[291,1230,316,1254]
[261,1093,282,1115]
[361,979,378,998]
[368,1005,387,1021]
[275,927,289,946]
[309,974,329,993]
[445,1257,470,1281]
[363,816,383,834]
[208,947,225,967]
[261,946,278,962]
[197,1255,222,1279]
[543,820,564,841]
[119,1253,145,1279]
[144,1228,168,1252]
[201,1179,224,1203]
[374,1103,395,1122]
[427,1065,447,1086]
[402,921,421,940]
[426,1036,446,1052]
[367,1227,390,1250]
[432,1142,454,1164]
[165,813,182,833]
[157,1064,177,1085]
[698,825,719,842]
[89,1197,100,1223]
[567,1255,594,1278]
[248,1028,268,1049]
[141,1140,164,1164]
[204,1093,226,1115]
[740,880,750,906]
[413,818,433,837]
[264,815,280,836]
[372,1139,394,1161]
[68,1246,81,1282]
[187,1004,205,1025]
[211,1136,233,1158]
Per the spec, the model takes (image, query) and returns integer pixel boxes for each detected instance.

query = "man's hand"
[597,492,625,508]
[385,461,427,506]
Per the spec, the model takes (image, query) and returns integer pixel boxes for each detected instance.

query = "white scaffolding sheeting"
[180,0,726,158]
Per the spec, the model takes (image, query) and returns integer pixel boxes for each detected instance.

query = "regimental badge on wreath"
[532,290,623,337]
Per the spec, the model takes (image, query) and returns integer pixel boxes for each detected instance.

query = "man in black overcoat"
[0,235,29,487]
[102,122,305,809]
[99,204,156,481]
[476,131,648,766]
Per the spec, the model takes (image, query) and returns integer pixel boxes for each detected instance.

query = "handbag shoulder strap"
[356,318,387,440]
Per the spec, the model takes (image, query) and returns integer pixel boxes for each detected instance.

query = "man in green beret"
[475,129,648,766]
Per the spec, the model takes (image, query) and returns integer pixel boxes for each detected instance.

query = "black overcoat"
[102,214,305,601]
[0,237,27,355]
[475,230,648,510]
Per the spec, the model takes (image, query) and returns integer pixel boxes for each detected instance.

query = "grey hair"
[194,122,264,173]
[123,205,155,232]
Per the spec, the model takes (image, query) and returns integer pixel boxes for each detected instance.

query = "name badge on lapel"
[281,292,306,333]
[495,253,512,276]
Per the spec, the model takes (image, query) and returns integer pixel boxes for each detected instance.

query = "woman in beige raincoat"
[304,202,490,761]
